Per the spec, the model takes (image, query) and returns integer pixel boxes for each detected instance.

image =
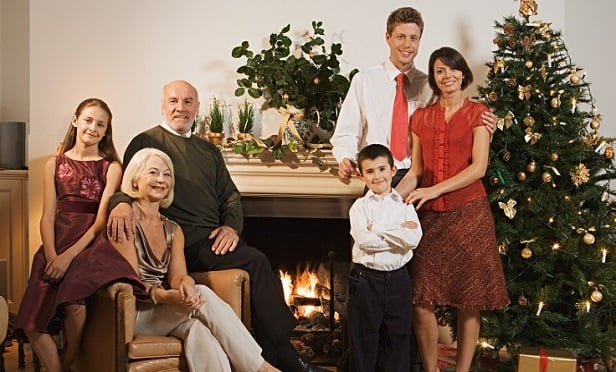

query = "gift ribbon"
[539,347,548,372]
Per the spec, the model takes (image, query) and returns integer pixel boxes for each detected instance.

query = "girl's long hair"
[57,98,121,164]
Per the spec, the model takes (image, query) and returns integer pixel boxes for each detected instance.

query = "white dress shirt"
[160,122,192,137]
[331,59,436,170]
[349,188,423,271]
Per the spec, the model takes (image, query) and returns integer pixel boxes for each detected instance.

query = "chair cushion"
[127,335,183,359]
[127,356,185,372]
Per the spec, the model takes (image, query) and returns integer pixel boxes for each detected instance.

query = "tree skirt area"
[437,345,516,372]
[438,344,458,371]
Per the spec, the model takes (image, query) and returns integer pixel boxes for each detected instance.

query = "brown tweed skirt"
[411,197,509,310]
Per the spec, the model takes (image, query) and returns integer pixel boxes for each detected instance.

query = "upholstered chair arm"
[190,269,251,329]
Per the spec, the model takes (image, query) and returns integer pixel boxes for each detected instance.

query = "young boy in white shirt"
[346,144,423,372]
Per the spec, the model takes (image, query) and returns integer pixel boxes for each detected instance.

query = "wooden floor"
[0,340,337,372]
[2,341,35,372]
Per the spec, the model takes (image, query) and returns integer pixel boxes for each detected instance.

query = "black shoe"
[298,358,328,372]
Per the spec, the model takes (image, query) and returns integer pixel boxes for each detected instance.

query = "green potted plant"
[231,21,357,159]
[236,99,254,140]
[207,97,225,145]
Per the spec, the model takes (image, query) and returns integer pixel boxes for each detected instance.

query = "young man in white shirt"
[331,7,496,186]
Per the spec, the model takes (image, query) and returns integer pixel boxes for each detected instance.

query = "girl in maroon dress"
[397,47,509,372]
[15,98,123,372]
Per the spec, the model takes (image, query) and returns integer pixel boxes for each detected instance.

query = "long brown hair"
[57,98,121,164]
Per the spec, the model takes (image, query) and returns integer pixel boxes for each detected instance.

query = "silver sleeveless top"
[135,215,177,289]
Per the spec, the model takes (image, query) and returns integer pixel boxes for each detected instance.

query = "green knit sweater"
[112,126,243,247]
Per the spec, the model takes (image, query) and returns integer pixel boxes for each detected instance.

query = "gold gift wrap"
[516,347,577,372]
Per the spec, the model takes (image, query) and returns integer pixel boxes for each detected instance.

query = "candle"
[547,54,552,68]
[536,301,544,316]
[481,341,495,350]
[602,249,607,263]
[585,301,591,313]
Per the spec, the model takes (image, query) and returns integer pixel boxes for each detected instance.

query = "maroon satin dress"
[15,154,141,333]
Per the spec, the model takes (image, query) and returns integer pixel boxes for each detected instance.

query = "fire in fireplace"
[225,149,364,365]
[241,201,354,364]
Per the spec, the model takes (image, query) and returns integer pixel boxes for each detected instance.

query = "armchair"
[74,269,250,372]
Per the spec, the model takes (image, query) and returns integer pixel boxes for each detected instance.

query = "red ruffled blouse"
[411,98,489,212]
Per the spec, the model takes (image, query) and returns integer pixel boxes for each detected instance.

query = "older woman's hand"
[177,277,205,310]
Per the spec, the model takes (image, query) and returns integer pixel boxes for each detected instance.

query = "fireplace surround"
[224,148,363,264]
[224,148,362,362]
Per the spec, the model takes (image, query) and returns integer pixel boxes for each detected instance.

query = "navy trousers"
[347,263,412,372]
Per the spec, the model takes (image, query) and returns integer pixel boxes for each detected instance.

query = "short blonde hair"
[121,148,175,208]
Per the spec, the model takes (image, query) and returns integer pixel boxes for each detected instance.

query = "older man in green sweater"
[107,80,324,372]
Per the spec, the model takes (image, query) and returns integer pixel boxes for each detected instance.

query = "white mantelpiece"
[223,149,363,197]
[223,149,363,218]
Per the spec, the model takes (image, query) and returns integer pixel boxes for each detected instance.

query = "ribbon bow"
[493,59,505,73]
[518,85,532,100]
[497,111,515,131]
[525,127,542,144]
[499,199,517,219]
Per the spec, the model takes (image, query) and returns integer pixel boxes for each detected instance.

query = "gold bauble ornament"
[550,97,561,108]
[525,60,534,69]
[523,115,536,127]
[437,316,449,327]
[590,116,601,130]
[591,289,603,303]
[570,68,581,84]
[518,171,527,181]
[605,146,614,160]
[583,232,596,245]
[282,93,289,101]
[521,247,533,259]
[551,152,559,161]
[490,176,500,185]
[527,160,537,173]
[542,172,552,183]
[313,77,320,85]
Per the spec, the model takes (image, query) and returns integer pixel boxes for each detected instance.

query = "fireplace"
[224,149,363,363]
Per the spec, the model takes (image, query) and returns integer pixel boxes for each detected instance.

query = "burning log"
[292,296,322,307]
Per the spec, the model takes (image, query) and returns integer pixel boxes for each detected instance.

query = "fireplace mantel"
[223,149,363,219]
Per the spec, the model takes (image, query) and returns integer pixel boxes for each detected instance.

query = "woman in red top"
[397,47,508,372]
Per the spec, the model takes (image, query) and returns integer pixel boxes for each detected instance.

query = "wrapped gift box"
[517,347,576,372]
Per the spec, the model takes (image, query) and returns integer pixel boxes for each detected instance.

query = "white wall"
[0,0,29,122]
[17,0,615,260]
[564,0,614,130]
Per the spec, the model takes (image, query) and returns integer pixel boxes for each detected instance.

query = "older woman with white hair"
[61,148,279,372]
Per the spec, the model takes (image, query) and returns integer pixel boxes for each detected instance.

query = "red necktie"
[391,73,408,161]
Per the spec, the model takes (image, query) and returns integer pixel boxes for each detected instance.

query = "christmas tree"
[477,0,616,364]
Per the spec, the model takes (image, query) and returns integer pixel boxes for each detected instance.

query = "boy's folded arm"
[352,228,387,249]
[381,225,423,249]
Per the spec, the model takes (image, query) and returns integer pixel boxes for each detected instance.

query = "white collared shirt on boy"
[349,188,423,271]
